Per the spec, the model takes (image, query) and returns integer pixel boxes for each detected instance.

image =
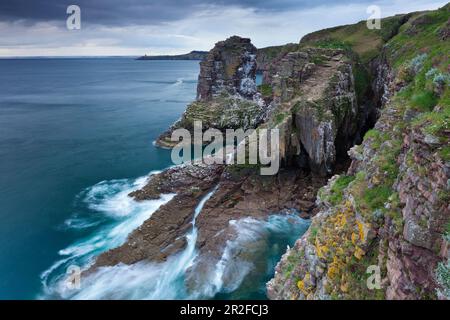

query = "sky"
[0,0,447,57]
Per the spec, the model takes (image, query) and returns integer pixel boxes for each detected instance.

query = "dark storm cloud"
[0,0,372,26]
[1,0,446,56]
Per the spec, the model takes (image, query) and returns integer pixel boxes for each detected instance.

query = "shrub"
[435,260,450,299]
[274,112,287,124]
[433,73,449,87]
[410,90,438,111]
[408,53,428,74]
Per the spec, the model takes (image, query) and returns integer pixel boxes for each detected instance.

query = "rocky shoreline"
[91,162,329,275]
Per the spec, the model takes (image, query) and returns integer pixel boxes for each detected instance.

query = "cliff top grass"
[300,14,410,63]
[257,43,299,60]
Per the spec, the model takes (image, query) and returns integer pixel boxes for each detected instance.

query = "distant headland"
[136,50,208,60]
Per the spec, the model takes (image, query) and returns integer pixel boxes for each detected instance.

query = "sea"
[0,58,307,299]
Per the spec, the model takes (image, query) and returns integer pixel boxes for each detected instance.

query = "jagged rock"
[197,36,258,100]
[91,163,224,267]
[156,36,266,148]
[267,5,450,300]
[256,43,299,73]
[90,163,327,286]
[262,48,360,176]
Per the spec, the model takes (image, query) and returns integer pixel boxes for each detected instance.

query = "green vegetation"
[445,221,450,242]
[257,43,299,60]
[344,243,385,300]
[315,39,352,51]
[412,102,450,138]
[439,145,450,162]
[311,55,327,66]
[300,15,409,63]
[385,192,404,234]
[283,249,304,278]
[363,129,388,149]
[435,260,450,299]
[258,83,273,97]
[308,225,319,243]
[410,90,438,111]
[274,111,288,125]
[276,5,449,301]
[327,175,355,205]
[362,185,391,211]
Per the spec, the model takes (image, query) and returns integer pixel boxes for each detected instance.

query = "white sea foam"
[41,174,309,300]
[193,214,310,298]
[173,78,183,86]
[41,182,218,300]
[39,171,174,298]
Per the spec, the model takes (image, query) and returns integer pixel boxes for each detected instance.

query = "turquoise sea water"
[0,58,308,299]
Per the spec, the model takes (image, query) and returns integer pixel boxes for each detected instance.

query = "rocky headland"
[136,50,208,61]
[91,4,449,300]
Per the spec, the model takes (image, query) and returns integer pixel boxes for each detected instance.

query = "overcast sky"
[0,0,447,56]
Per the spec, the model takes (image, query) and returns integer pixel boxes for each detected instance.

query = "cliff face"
[261,48,362,176]
[255,43,299,72]
[89,5,449,300]
[197,36,258,100]
[267,5,450,300]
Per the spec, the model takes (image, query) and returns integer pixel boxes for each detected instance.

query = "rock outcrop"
[268,5,450,300]
[197,36,258,100]
[91,163,327,279]
[260,48,363,176]
[88,4,450,301]
[156,36,266,148]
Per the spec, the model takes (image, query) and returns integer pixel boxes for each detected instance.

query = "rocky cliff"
[155,36,266,148]
[89,4,449,300]
[268,4,450,300]
[259,48,364,176]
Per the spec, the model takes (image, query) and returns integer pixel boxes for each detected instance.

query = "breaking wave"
[40,173,309,300]
[39,171,175,298]
[194,214,311,299]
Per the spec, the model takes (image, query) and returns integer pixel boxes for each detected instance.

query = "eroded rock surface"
[260,48,363,176]
[156,36,266,148]
[91,164,327,286]
[267,6,450,299]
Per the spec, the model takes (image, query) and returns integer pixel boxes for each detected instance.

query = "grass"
[344,242,386,300]
[257,43,299,60]
[274,111,288,125]
[363,129,388,149]
[363,185,392,211]
[327,175,355,205]
[410,90,438,111]
[309,225,319,243]
[300,15,408,64]
[315,39,352,51]
[439,145,450,162]
[258,83,273,97]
